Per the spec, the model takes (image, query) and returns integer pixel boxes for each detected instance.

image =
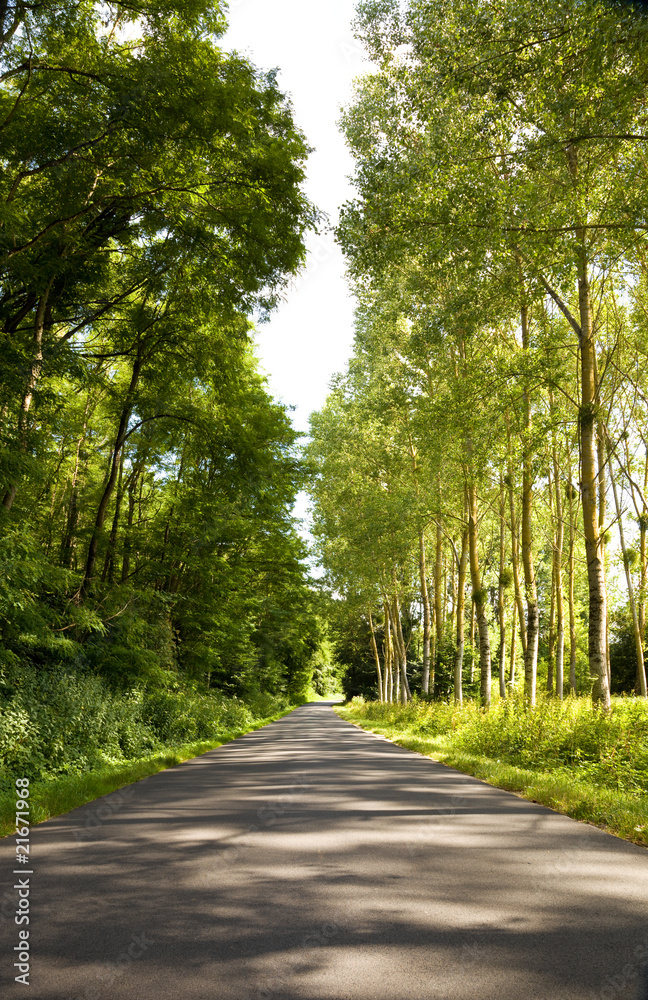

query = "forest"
[311,0,648,713]
[1,9,646,995]
[2,0,648,842]
[0,0,337,813]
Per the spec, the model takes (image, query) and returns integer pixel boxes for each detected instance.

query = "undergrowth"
[336,695,648,846]
[0,669,289,791]
[0,709,290,839]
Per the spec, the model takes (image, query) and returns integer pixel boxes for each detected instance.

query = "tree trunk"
[419,530,432,696]
[102,448,125,584]
[506,457,528,659]
[392,589,411,704]
[547,457,555,694]
[469,603,476,685]
[121,467,139,584]
[81,347,143,595]
[498,478,507,700]
[520,298,538,706]
[609,460,647,697]
[547,559,556,695]
[567,470,578,695]
[2,282,53,511]
[448,538,457,632]
[434,521,443,690]
[509,600,517,689]
[468,477,491,708]
[551,418,565,699]
[593,348,611,690]
[639,447,648,694]
[368,609,384,702]
[577,246,611,708]
[454,524,469,705]
[564,145,610,707]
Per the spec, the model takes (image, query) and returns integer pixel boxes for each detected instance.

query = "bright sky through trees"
[223,0,365,436]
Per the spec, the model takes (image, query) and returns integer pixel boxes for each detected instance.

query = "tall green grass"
[0,669,295,836]
[0,670,289,790]
[0,710,290,839]
[337,695,648,846]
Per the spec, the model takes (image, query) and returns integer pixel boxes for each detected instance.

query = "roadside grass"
[0,710,289,838]
[336,697,648,848]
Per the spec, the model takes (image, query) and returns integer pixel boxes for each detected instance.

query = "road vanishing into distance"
[1,702,647,1000]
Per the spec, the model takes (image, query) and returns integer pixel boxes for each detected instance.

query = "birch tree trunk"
[637,446,648,694]
[384,599,395,703]
[520,298,539,706]
[547,562,556,695]
[506,458,527,660]
[593,348,611,689]
[434,522,443,692]
[392,590,411,703]
[609,461,647,697]
[498,479,507,700]
[577,250,611,708]
[369,609,384,702]
[509,600,517,689]
[567,472,578,695]
[468,477,491,708]
[551,418,565,699]
[419,530,432,695]
[454,525,468,705]
[469,603,476,685]
[547,462,556,694]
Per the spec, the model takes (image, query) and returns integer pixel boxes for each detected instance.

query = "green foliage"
[0,715,293,839]
[344,695,648,793]
[610,606,648,695]
[0,664,292,792]
[339,697,648,845]
[0,0,326,760]
[141,690,255,744]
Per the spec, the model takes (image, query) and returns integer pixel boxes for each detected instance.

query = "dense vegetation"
[338,696,648,844]
[310,0,648,712]
[4,0,648,839]
[0,0,333,795]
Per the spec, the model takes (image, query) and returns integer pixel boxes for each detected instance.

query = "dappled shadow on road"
[1,704,647,1000]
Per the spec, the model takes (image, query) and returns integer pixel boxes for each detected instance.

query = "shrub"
[0,668,288,790]
[346,695,648,793]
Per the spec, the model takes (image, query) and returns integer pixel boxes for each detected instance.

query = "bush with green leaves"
[348,695,648,793]
[0,667,289,792]
[141,690,255,743]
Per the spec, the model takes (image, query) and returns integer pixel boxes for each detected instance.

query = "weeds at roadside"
[336,695,648,847]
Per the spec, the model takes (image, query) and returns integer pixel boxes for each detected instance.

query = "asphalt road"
[1,701,647,1000]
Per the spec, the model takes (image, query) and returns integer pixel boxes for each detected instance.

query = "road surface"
[1,702,647,999]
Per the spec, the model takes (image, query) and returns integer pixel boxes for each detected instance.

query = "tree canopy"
[309,0,648,708]
[0,0,326,707]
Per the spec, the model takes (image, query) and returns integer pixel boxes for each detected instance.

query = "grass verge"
[0,708,290,838]
[335,703,648,848]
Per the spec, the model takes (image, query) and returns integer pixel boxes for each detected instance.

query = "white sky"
[223,0,366,439]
